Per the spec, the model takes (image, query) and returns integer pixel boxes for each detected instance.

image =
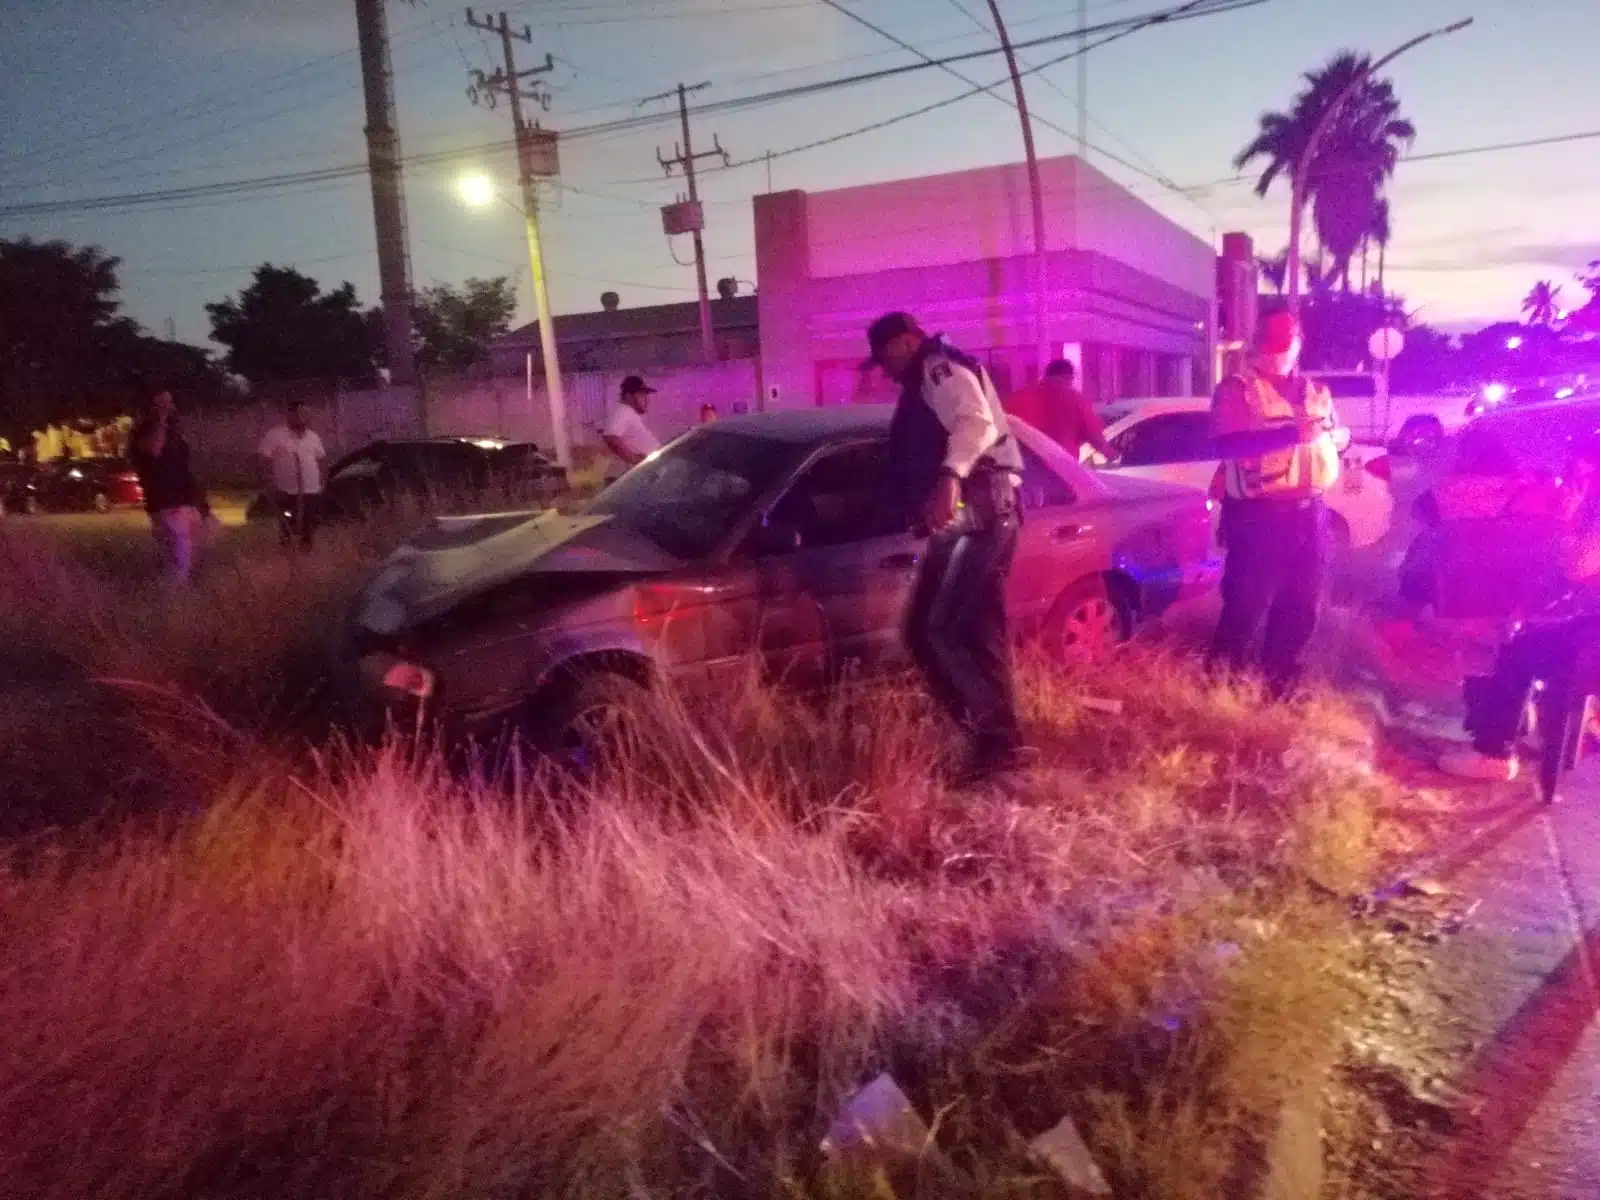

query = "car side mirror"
[749,519,802,558]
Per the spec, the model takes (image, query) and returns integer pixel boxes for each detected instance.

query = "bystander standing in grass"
[258,400,327,551]
[129,389,206,584]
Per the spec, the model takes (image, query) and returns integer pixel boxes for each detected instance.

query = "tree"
[1522,280,1561,328]
[412,276,517,371]
[207,265,379,384]
[1235,52,1416,292]
[0,238,224,439]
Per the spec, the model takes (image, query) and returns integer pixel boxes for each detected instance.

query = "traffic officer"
[866,311,1028,785]
[1207,308,1340,699]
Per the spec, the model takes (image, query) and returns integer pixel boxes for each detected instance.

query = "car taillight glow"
[382,662,434,700]
[1366,455,1392,483]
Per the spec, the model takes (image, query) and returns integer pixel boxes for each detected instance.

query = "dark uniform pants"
[273,490,318,550]
[1209,495,1329,698]
[904,506,1023,763]
[1465,610,1600,757]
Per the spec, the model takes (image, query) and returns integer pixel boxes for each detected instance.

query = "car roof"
[708,405,895,444]
[1460,396,1600,467]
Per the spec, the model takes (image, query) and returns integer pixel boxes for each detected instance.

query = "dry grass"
[0,524,1408,1198]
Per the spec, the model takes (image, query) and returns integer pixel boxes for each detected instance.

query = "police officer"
[1208,309,1340,698]
[867,311,1028,784]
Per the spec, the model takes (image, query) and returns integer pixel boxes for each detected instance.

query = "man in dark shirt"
[129,390,205,582]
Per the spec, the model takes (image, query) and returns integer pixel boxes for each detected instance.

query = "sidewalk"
[1344,612,1600,1199]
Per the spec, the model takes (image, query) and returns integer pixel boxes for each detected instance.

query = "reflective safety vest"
[1218,371,1340,500]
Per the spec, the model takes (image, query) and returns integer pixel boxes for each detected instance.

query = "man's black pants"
[1465,611,1600,757]
[903,512,1023,765]
[273,491,318,550]
[1208,495,1329,699]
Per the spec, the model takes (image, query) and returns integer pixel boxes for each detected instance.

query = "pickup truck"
[1307,371,1476,452]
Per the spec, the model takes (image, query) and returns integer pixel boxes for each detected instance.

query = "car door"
[732,438,920,683]
[1009,439,1107,630]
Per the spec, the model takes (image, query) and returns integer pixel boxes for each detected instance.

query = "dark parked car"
[245,437,567,526]
[1,458,144,515]
[338,407,1221,757]
[1400,396,1600,616]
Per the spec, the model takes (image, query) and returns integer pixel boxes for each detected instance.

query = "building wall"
[756,156,1214,410]
[182,361,760,484]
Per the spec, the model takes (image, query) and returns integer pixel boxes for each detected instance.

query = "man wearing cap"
[602,375,661,478]
[1207,309,1340,698]
[867,311,1028,785]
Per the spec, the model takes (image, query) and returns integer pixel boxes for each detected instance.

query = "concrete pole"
[985,0,1052,380]
[354,0,415,386]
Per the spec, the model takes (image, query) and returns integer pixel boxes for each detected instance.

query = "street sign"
[1368,326,1405,362]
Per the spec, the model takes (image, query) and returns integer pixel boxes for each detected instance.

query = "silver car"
[341,407,1220,751]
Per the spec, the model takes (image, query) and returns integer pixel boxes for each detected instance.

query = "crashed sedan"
[341,406,1219,753]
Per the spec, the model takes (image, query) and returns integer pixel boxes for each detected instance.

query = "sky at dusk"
[1,0,1596,349]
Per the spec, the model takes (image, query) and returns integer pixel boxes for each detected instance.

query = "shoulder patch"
[928,361,954,386]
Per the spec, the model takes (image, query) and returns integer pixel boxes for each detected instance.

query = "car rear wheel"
[1396,416,1444,456]
[1042,577,1133,663]
[23,495,41,517]
[92,491,111,514]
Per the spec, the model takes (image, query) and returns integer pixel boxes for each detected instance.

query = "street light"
[456,171,496,209]
[1506,334,1525,351]
[1286,18,1474,315]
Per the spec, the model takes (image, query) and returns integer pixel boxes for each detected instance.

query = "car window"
[1017,441,1075,510]
[586,428,797,560]
[1115,412,1216,467]
[330,452,385,483]
[1315,375,1377,401]
[764,440,908,550]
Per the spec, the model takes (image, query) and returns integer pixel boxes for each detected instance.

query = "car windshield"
[330,453,385,483]
[586,428,797,560]
[1460,402,1600,474]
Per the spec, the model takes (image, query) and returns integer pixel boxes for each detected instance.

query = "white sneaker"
[1438,747,1520,782]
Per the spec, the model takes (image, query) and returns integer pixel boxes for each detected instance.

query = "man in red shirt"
[1007,360,1113,460]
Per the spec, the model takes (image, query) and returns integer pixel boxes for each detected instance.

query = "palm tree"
[1258,251,1287,295]
[1523,280,1560,327]
[1235,52,1416,293]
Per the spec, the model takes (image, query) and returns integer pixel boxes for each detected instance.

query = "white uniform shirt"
[919,352,1020,480]
[603,403,660,463]
[258,425,327,495]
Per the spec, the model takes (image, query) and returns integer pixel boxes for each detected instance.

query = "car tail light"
[1365,455,1392,483]
[382,662,435,700]
[114,471,138,484]
[1207,465,1227,501]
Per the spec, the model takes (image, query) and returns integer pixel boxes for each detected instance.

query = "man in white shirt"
[601,375,661,480]
[258,401,327,550]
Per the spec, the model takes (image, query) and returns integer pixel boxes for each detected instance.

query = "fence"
[184,360,762,484]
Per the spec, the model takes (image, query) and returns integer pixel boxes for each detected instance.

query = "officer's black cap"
[864,311,920,370]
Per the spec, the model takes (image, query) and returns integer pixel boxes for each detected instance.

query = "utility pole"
[355,0,416,386]
[1077,0,1088,160]
[464,8,571,468]
[984,0,1051,380]
[649,83,729,364]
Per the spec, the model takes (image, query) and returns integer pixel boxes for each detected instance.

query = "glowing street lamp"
[1506,335,1524,351]
[456,172,497,210]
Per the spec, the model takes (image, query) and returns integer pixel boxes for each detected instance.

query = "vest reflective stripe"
[1222,373,1340,500]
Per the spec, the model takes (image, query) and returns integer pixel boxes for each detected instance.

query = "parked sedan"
[2,458,144,515]
[245,437,567,526]
[1089,397,1395,552]
[339,407,1221,754]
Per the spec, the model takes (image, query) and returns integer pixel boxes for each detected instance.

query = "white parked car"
[1307,371,1475,452]
[1087,397,1396,552]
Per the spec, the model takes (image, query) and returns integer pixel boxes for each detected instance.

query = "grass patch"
[0,520,1411,1197]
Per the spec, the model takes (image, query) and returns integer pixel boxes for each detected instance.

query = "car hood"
[1091,471,1207,505]
[355,507,681,634]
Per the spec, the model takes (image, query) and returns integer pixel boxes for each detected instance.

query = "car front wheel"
[1042,577,1133,663]
[529,670,659,777]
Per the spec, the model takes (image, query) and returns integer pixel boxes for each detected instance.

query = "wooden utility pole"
[1077,0,1089,160]
[464,8,570,468]
[984,0,1051,379]
[354,0,415,386]
[649,83,729,363]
